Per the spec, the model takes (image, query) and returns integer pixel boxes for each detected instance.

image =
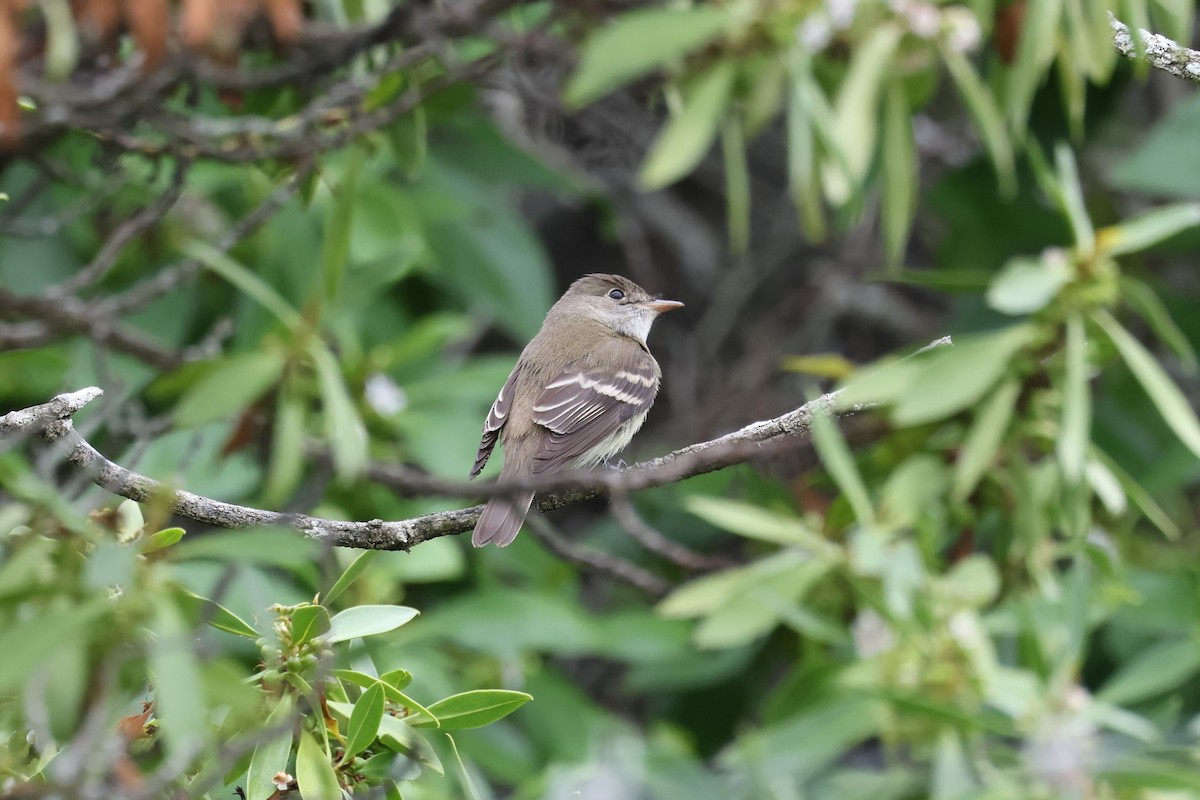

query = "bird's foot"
[602,458,628,471]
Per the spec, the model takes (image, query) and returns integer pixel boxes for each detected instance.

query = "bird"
[468,273,683,547]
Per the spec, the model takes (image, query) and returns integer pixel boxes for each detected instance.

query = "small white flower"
[905,2,942,38]
[797,15,833,52]
[944,8,982,53]
[365,373,407,416]
[853,609,896,658]
[828,0,858,29]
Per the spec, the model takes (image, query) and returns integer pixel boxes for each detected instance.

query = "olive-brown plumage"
[469,274,682,547]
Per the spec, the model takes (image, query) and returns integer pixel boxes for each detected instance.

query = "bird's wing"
[470,363,522,478]
[529,352,658,474]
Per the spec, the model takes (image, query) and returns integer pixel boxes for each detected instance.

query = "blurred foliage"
[2,1,1200,799]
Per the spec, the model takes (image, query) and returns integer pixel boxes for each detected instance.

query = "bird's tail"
[471,491,535,548]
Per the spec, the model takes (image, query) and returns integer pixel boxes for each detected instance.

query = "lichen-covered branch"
[1110,13,1200,83]
[0,341,942,552]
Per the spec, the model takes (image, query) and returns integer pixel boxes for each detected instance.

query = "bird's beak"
[644,299,684,314]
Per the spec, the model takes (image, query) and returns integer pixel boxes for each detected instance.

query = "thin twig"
[609,494,733,572]
[102,163,314,315]
[55,159,192,294]
[525,516,669,596]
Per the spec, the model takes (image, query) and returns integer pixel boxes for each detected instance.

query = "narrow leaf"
[1055,143,1094,257]
[344,683,386,760]
[822,24,903,204]
[245,696,296,800]
[327,605,420,643]
[565,7,731,106]
[179,590,260,638]
[321,148,364,302]
[296,728,341,800]
[1099,637,1200,705]
[722,116,750,255]
[1058,314,1090,482]
[309,342,368,481]
[942,44,1016,195]
[151,599,207,762]
[1094,310,1200,458]
[953,378,1021,502]
[881,79,915,266]
[639,61,735,190]
[324,550,379,606]
[182,240,302,330]
[410,690,532,730]
[811,410,876,526]
[1099,203,1200,256]
[1121,277,1198,373]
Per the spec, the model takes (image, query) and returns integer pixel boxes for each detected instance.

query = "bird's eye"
[608,289,625,300]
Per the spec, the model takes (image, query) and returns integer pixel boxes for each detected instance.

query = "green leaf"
[722,116,751,255]
[1100,203,1200,256]
[1058,314,1090,482]
[309,342,368,481]
[986,253,1073,315]
[179,590,260,638]
[889,326,1033,426]
[1121,276,1198,373]
[1091,447,1179,539]
[327,605,420,643]
[785,55,826,240]
[1055,143,1094,256]
[1099,637,1200,705]
[952,378,1020,502]
[151,598,207,762]
[409,690,532,730]
[263,381,306,506]
[182,239,302,330]
[377,715,444,774]
[174,350,286,427]
[822,24,903,204]
[290,604,331,647]
[321,148,364,303]
[380,669,412,691]
[881,79,915,266]
[245,696,296,800]
[811,409,876,525]
[941,44,1015,195]
[1005,0,1064,137]
[388,106,427,178]
[658,551,807,618]
[638,61,734,190]
[324,550,379,606]
[344,682,386,761]
[296,728,341,800]
[683,496,824,547]
[564,7,731,106]
[1094,310,1200,458]
[139,526,186,553]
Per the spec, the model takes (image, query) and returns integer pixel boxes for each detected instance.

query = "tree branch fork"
[0,339,950,554]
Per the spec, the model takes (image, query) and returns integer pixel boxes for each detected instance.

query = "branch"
[1110,13,1200,83]
[0,338,949,553]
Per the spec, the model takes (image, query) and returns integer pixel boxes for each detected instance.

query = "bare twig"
[609,494,732,571]
[101,163,314,315]
[55,159,192,294]
[1110,13,1200,83]
[525,516,670,596]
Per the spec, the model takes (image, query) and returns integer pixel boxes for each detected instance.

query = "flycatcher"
[469,274,683,547]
